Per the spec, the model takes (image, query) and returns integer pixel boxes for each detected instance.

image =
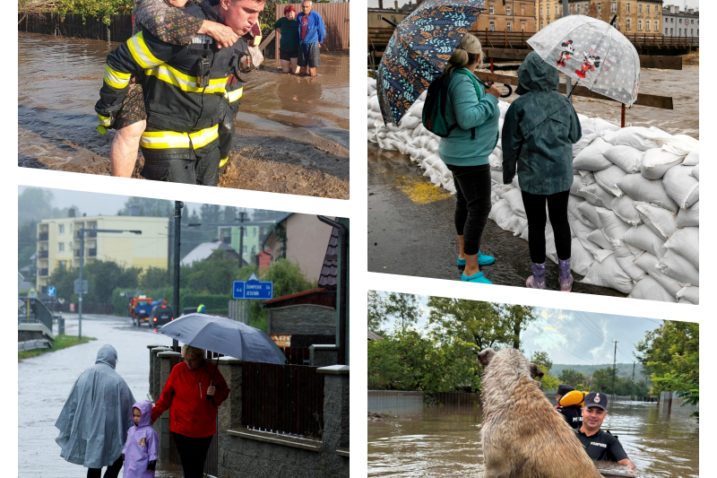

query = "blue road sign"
[47,286,56,297]
[233,274,273,300]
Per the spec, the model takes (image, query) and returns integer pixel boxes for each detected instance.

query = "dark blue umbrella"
[376,0,485,125]
[159,313,286,364]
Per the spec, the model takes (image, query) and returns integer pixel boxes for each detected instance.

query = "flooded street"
[18,32,349,198]
[18,314,182,477]
[367,394,698,477]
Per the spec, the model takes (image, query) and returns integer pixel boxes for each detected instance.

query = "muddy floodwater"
[18,32,349,198]
[368,393,698,477]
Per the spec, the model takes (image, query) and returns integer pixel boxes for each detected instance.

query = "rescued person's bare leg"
[110,120,146,177]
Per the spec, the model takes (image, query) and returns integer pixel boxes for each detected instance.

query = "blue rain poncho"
[55,344,136,468]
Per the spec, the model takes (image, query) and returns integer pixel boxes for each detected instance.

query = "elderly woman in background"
[151,345,230,478]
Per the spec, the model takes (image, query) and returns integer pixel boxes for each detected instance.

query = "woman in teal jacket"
[501,51,582,291]
[439,33,501,284]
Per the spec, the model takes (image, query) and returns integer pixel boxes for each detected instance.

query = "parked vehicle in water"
[129,295,153,327]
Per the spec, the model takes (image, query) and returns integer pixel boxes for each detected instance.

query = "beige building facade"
[536,0,663,36]
[36,215,169,289]
[476,1,537,32]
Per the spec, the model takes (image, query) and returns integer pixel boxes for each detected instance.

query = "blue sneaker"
[478,251,495,266]
[456,251,495,268]
[460,271,492,284]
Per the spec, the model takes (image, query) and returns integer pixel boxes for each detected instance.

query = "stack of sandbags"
[367,87,699,303]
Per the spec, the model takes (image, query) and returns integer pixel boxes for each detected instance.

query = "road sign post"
[232,274,273,301]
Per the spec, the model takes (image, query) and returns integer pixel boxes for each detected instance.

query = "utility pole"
[238,210,246,268]
[611,340,618,399]
[631,361,636,400]
[172,201,183,351]
[78,229,85,339]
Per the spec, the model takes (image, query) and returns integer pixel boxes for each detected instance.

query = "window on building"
[611,2,617,14]
[646,19,650,31]
[646,4,650,14]
[506,5,512,16]
[597,4,602,14]
[489,20,495,31]
[59,224,65,234]
[638,3,642,14]
[59,243,64,252]
[626,2,631,13]
[626,18,631,31]
[489,2,494,14]
[655,21,659,32]
[507,21,512,32]
[638,19,642,31]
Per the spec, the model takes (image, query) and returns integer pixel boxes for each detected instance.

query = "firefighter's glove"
[96,113,114,135]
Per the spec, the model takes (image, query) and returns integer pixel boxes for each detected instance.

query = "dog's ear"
[529,363,544,380]
[478,348,495,367]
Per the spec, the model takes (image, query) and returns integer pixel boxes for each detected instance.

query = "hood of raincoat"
[133,400,153,428]
[96,344,118,369]
[55,347,135,468]
[516,51,559,95]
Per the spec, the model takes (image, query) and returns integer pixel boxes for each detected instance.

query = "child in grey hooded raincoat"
[501,51,582,291]
[123,400,158,478]
[55,344,135,478]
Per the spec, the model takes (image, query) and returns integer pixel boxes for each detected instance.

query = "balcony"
[38,232,49,241]
[38,250,49,259]
[38,268,49,277]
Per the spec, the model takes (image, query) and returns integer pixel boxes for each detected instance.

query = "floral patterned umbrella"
[376,0,485,125]
[527,15,640,105]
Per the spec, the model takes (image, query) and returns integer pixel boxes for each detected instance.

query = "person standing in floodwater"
[501,51,582,291]
[297,0,326,77]
[275,5,300,74]
[437,33,502,284]
[55,344,135,478]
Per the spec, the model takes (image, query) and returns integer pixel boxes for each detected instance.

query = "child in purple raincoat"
[122,400,158,478]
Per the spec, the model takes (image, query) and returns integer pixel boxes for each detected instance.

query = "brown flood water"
[368,394,699,478]
[17,32,349,199]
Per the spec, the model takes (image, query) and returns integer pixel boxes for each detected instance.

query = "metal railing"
[241,362,324,438]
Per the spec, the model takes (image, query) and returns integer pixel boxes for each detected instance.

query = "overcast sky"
[367,0,698,10]
[380,294,663,366]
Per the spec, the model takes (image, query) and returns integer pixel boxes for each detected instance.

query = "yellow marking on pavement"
[396,176,452,204]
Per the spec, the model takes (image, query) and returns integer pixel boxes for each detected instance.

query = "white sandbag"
[603,126,672,151]
[490,198,517,231]
[676,286,699,305]
[573,137,612,171]
[580,254,633,293]
[658,250,699,286]
[596,208,631,246]
[657,133,699,156]
[489,151,503,170]
[612,196,642,226]
[576,201,601,228]
[616,254,647,282]
[629,276,676,302]
[634,252,683,296]
[663,165,699,209]
[503,187,526,217]
[578,182,615,208]
[368,95,381,112]
[641,147,684,180]
[618,174,678,212]
[635,203,677,240]
[490,169,504,186]
[691,164,699,180]
[603,145,643,173]
[664,227,698,270]
[594,165,626,197]
[676,202,699,228]
[570,173,594,197]
[570,239,593,276]
[399,115,421,130]
[588,229,614,251]
[623,225,666,258]
[683,150,699,166]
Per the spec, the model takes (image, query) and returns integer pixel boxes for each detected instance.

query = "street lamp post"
[77,227,142,339]
[172,201,183,351]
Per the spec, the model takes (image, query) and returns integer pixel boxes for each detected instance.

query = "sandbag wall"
[367,78,699,303]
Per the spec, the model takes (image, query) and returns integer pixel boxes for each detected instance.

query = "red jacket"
[151,361,230,438]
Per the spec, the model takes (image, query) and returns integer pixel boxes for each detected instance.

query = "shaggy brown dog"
[479,348,602,478]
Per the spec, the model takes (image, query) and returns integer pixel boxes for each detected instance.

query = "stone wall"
[268,305,336,335]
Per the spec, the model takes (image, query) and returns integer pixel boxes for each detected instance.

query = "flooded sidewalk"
[17,33,349,198]
[18,314,181,477]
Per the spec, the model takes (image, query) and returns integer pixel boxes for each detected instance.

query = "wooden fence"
[18,12,132,42]
[242,362,325,438]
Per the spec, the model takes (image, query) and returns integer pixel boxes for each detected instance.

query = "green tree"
[182,249,246,294]
[590,367,616,393]
[636,321,698,412]
[531,351,553,373]
[55,0,133,26]
[367,291,387,333]
[140,266,170,290]
[118,198,172,217]
[559,369,588,389]
[503,304,535,349]
[367,331,433,391]
[84,261,140,305]
[385,292,421,333]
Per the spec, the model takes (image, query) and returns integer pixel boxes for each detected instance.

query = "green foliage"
[636,321,698,413]
[54,0,133,25]
[531,351,553,373]
[140,267,170,290]
[181,249,249,294]
[559,368,588,390]
[367,290,387,333]
[368,331,434,391]
[118,197,173,217]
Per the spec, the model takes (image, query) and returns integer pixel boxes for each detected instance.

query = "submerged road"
[18,314,179,478]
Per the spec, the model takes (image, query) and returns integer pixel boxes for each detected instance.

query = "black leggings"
[87,455,123,478]
[173,432,214,478]
[521,189,572,263]
[447,163,492,256]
